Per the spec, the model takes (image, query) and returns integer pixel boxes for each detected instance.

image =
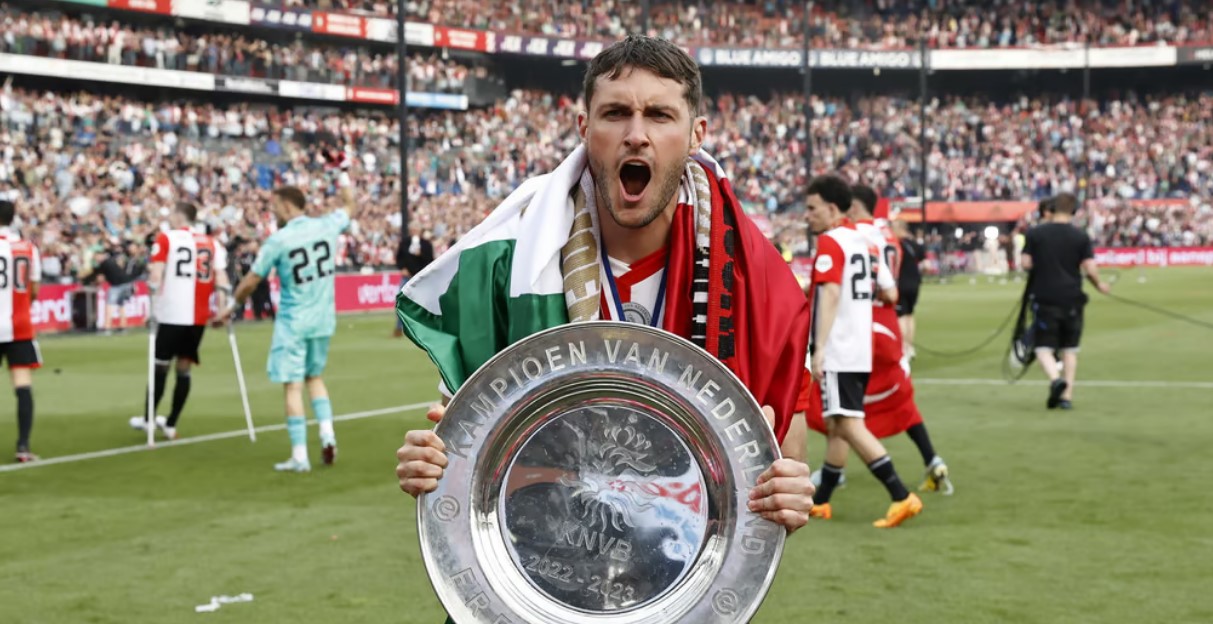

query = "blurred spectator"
[80,237,145,331]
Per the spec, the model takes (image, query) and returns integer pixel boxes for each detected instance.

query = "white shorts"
[821,371,869,418]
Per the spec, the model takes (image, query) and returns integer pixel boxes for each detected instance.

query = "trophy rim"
[416,322,786,624]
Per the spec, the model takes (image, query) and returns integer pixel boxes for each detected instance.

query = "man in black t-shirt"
[1021,193,1110,410]
[82,239,144,333]
[891,219,924,359]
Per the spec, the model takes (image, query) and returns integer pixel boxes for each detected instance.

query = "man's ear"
[577,110,589,143]
[689,116,707,155]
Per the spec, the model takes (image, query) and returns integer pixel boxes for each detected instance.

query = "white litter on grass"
[195,593,254,613]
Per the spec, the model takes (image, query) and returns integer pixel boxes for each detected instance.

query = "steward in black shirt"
[1021,193,1110,410]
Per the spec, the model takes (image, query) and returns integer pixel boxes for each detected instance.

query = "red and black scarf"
[662,162,810,442]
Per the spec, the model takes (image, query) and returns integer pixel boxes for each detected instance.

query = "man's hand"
[749,459,815,534]
[811,352,825,383]
[747,405,815,534]
[210,304,236,327]
[1096,280,1111,295]
[395,403,448,497]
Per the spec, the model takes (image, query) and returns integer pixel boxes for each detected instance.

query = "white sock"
[292,444,308,463]
[319,420,335,443]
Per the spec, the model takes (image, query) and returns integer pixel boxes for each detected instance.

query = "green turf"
[1,267,1211,623]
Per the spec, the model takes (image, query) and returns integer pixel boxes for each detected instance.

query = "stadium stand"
[1,0,1211,291]
[0,5,473,91]
[402,0,1212,48]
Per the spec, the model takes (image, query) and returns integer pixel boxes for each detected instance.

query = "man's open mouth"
[619,161,652,202]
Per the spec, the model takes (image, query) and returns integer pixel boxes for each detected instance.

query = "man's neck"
[1051,214,1073,224]
[597,197,675,264]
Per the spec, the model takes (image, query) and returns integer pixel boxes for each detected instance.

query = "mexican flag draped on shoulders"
[396,145,809,440]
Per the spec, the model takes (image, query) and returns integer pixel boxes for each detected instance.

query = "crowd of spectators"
[3,78,1211,283]
[5,0,1207,65]
[0,6,471,93]
[399,0,1211,49]
[1082,196,1211,247]
[0,81,409,281]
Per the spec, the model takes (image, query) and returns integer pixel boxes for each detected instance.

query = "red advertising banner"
[312,11,366,38]
[108,0,171,14]
[237,272,399,318]
[1093,247,1213,268]
[433,26,489,51]
[334,272,401,313]
[31,284,79,334]
[347,87,399,105]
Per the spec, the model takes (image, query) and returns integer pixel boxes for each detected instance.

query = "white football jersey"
[0,230,41,343]
[855,220,897,298]
[152,229,227,326]
[809,223,875,373]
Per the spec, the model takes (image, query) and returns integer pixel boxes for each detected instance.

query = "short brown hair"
[583,35,702,115]
[1052,192,1079,215]
[850,184,879,216]
[175,201,198,223]
[807,175,852,213]
[272,186,306,210]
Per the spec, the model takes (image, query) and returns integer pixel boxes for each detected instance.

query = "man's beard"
[590,155,684,230]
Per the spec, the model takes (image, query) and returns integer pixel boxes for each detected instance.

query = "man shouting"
[393,36,816,623]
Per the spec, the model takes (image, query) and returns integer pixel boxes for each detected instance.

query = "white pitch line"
[0,401,431,474]
[915,378,1213,390]
[9,378,1208,473]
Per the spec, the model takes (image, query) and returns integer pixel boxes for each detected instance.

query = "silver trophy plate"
[418,322,785,623]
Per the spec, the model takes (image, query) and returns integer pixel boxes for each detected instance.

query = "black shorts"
[820,371,869,418]
[0,340,42,369]
[896,288,919,317]
[1032,303,1084,351]
[155,324,206,364]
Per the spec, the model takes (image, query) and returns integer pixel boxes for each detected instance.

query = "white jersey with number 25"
[810,223,876,373]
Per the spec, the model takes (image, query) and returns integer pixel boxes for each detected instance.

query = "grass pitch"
[1,267,1210,623]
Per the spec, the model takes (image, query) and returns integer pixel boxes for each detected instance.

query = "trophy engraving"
[501,405,708,612]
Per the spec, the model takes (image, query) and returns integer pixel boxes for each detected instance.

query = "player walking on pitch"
[798,175,923,527]
[848,185,951,493]
[132,202,229,440]
[224,183,352,472]
[0,199,42,462]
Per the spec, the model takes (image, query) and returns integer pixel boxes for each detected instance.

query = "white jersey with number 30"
[855,220,898,296]
[152,228,227,326]
[810,224,876,373]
